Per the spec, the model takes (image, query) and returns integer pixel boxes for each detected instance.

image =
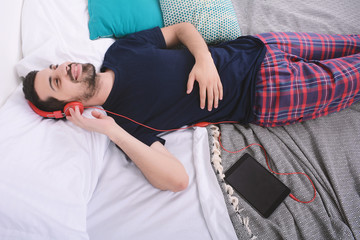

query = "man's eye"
[50,64,59,70]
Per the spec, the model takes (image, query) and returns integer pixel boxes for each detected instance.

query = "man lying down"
[22,23,360,192]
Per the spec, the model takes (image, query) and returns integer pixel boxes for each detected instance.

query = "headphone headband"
[27,101,84,119]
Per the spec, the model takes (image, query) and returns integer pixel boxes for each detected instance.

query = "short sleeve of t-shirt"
[123,27,167,49]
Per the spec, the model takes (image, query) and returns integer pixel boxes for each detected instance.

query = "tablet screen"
[225,153,291,218]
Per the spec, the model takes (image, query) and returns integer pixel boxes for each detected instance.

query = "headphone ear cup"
[64,102,84,116]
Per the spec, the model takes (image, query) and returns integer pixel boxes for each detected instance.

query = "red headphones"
[27,101,84,119]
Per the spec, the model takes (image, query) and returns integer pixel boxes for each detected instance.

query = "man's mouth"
[71,63,82,81]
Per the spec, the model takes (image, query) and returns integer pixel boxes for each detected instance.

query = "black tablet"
[224,153,291,218]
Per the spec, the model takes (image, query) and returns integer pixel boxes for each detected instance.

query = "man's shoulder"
[108,27,166,51]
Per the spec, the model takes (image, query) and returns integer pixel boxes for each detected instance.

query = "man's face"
[34,62,97,103]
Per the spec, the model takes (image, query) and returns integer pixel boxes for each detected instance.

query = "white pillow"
[1,0,113,239]
[0,0,22,107]
[16,0,114,77]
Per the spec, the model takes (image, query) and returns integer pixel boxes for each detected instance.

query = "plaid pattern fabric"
[252,32,360,127]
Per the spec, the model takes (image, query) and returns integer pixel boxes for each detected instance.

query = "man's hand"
[161,23,224,111]
[66,106,116,136]
[66,106,189,192]
[187,54,223,111]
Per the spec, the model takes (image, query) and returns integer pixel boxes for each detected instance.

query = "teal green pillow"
[159,0,241,44]
[88,0,164,40]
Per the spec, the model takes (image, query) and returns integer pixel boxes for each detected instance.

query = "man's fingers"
[200,86,207,109]
[69,108,75,117]
[213,80,223,109]
[207,87,214,111]
[92,110,109,120]
[187,74,195,94]
[213,87,219,109]
[200,81,223,111]
[68,106,86,126]
[69,106,80,117]
[218,81,223,101]
[91,110,102,118]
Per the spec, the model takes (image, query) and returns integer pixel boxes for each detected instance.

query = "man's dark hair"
[22,70,67,112]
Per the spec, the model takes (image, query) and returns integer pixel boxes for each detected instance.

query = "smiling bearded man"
[23,62,98,112]
[21,23,360,192]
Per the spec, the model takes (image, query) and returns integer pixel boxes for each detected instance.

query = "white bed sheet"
[0,0,238,239]
[87,127,237,240]
[0,85,109,240]
[0,0,23,107]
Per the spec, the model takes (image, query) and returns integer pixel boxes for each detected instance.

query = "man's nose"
[57,62,70,76]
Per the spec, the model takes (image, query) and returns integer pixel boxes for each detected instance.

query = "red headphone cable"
[86,106,238,132]
[218,133,317,204]
[87,106,316,203]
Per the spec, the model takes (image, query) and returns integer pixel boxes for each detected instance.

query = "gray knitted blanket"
[208,101,360,239]
[207,0,360,239]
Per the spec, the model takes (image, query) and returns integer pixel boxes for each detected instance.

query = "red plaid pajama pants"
[252,32,360,127]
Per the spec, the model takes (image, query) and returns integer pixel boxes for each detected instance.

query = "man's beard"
[68,63,98,101]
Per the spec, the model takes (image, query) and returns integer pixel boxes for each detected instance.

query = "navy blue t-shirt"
[101,27,266,146]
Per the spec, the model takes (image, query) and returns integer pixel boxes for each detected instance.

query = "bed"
[0,0,359,239]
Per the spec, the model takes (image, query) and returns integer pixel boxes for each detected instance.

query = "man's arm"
[161,22,223,111]
[67,108,189,192]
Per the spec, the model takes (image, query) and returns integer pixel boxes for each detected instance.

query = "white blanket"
[87,127,237,240]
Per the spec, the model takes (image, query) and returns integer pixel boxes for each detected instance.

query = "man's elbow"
[158,173,189,193]
[172,173,189,192]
